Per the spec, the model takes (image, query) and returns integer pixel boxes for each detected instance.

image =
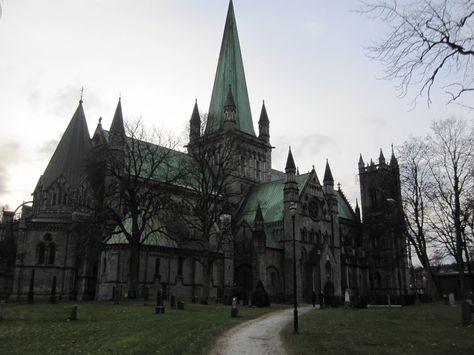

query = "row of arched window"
[300,228,331,245]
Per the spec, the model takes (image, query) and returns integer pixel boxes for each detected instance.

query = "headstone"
[344,289,350,308]
[155,289,165,314]
[0,300,4,321]
[170,294,177,309]
[177,300,185,310]
[231,297,238,317]
[449,293,455,305]
[49,276,57,304]
[68,304,78,321]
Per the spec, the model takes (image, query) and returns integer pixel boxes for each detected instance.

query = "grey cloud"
[0,142,21,195]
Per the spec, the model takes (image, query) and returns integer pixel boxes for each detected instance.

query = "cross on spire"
[79,86,84,103]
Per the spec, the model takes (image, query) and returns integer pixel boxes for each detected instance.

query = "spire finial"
[79,86,84,103]
[98,117,102,125]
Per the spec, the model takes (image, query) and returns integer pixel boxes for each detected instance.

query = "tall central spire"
[205,0,255,136]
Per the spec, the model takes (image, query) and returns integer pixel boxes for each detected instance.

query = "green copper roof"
[205,0,255,136]
[238,173,310,224]
[336,190,356,221]
[105,216,177,247]
[41,101,92,189]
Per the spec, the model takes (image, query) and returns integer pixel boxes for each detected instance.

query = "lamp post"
[290,202,298,333]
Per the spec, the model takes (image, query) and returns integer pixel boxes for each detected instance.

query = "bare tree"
[362,0,474,107]
[398,137,441,299]
[426,118,474,301]
[90,119,185,299]
[178,129,243,301]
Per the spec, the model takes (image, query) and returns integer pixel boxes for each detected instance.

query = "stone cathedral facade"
[1,1,410,305]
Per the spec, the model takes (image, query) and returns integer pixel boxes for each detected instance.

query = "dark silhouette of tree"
[362,0,474,107]
[426,118,474,300]
[179,125,243,301]
[398,137,441,300]
[90,119,185,299]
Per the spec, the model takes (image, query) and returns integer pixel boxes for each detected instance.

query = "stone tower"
[359,148,409,303]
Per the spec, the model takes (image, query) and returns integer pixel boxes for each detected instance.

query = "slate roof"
[205,0,255,136]
[41,101,92,189]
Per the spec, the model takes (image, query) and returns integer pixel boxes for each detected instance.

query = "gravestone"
[231,297,238,318]
[68,304,78,321]
[170,294,177,309]
[449,293,455,305]
[344,289,350,308]
[0,300,4,321]
[177,300,185,310]
[155,289,165,314]
[49,276,57,304]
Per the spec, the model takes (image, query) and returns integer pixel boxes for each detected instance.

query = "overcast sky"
[0,0,470,211]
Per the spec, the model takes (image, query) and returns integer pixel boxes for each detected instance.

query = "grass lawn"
[0,300,285,354]
[282,303,474,355]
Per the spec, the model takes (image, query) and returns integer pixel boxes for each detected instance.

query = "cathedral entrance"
[324,281,335,306]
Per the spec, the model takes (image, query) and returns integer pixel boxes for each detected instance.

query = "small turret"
[390,144,398,167]
[358,154,365,171]
[189,100,201,143]
[355,198,361,221]
[379,148,386,165]
[254,203,264,232]
[323,159,334,189]
[92,117,107,149]
[109,98,125,148]
[285,147,296,182]
[284,147,299,205]
[223,86,236,130]
[258,101,270,143]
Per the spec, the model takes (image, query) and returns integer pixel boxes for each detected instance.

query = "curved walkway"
[208,305,314,355]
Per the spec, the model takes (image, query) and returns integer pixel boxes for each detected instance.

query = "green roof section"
[238,173,310,224]
[105,216,178,247]
[336,190,357,221]
[205,0,255,136]
[271,169,285,181]
[41,100,92,189]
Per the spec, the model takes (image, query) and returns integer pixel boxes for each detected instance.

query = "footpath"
[208,305,314,355]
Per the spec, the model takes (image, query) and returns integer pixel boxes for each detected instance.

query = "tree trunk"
[128,242,140,299]
[419,252,441,301]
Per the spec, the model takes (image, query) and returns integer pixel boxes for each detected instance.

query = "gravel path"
[208,305,314,355]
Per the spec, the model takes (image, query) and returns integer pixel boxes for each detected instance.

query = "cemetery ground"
[0,300,285,354]
[282,303,474,355]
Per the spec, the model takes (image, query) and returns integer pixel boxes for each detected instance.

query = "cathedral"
[1,1,410,305]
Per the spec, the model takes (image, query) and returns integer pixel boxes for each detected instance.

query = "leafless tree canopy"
[399,117,474,299]
[362,0,474,107]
